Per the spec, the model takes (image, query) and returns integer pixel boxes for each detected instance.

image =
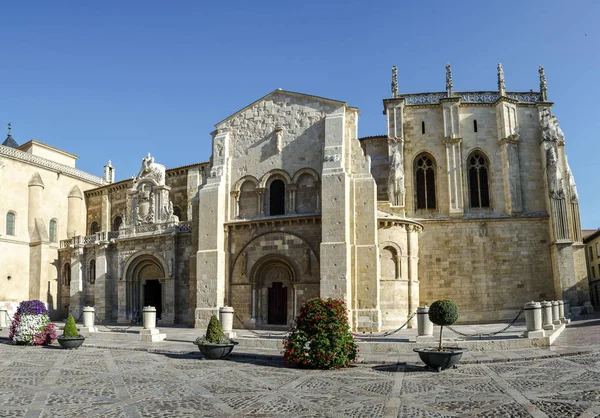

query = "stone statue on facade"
[302,249,311,276]
[546,146,564,200]
[566,158,579,203]
[136,153,165,185]
[388,148,405,206]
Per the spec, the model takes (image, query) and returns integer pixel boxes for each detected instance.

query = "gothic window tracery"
[468,152,490,208]
[6,211,15,236]
[414,154,436,210]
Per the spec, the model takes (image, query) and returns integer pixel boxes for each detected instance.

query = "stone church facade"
[0,65,588,331]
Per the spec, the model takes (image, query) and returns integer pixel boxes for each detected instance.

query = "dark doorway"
[269,180,285,216]
[144,280,162,319]
[268,282,287,324]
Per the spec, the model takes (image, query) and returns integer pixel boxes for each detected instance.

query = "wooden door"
[268,282,287,325]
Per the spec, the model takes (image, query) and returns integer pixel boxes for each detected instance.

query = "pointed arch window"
[468,152,490,208]
[6,212,15,236]
[49,219,57,242]
[269,180,285,216]
[112,216,122,232]
[414,154,436,210]
[90,221,99,235]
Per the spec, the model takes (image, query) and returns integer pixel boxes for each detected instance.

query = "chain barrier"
[353,311,418,340]
[446,309,524,338]
[232,312,289,338]
[2,310,14,327]
[91,311,139,332]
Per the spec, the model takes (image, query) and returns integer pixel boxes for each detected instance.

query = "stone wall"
[418,217,554,322]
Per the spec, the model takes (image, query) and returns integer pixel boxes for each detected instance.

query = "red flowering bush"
[283,298,357,369]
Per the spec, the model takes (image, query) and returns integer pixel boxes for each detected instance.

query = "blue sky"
[2,1,599,228]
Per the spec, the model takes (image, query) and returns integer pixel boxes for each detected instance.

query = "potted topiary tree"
[193,315,238,359]
[57,314,85,349]
[283,297,357,369]
[413,300,468,372]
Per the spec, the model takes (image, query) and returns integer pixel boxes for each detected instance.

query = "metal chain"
[354,311,418,340]
[446,309,524,338]
[3,311,13,327]
[232,312,289,337]
[92,312,137,332]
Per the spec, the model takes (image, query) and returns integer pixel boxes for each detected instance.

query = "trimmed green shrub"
[283,298,357,370]
[428,300,459,350]
[63,315,79,338]
[194,315,230,345]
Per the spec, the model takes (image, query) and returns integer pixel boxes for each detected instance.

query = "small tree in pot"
[413,300,467,371]
[193,315,237,359]
[428,299,459,351]
[57,314,85,349]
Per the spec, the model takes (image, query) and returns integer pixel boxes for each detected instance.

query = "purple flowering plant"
[10,300,56,346]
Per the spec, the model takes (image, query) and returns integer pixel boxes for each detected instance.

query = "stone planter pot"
[57,335,85,349]
[195,341,238,359]
[413,347,468,372]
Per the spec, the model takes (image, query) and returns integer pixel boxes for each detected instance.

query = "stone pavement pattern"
[2,343,600,417]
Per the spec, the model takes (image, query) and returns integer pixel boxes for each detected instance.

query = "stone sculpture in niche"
[388,148,405,206]
[302,249,311,276]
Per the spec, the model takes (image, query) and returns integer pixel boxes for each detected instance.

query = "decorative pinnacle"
[539,65,548,101]
[445,63,453,96]
[391,66,398,98]
[7,122,11,136]
[497,63,506,96]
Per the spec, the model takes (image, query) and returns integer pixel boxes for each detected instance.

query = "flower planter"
[195,341,238,359]
[413,347,467,372]
[57,336,85,349]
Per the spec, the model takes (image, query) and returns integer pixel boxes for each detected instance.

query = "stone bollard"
[140,306,166,342]
[558,300,565,321]
[142,306,157,330]
[563,300,571,323]
[541,301,554,331]
[524,301,544,338]
[82,306,97,332]
[219,306,236,339]
[0,307,8,328]
[416,306,434,342]
[551,301,561,325]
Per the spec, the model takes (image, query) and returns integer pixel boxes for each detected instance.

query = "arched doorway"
[251,256,296,327]
[124,255,166,321]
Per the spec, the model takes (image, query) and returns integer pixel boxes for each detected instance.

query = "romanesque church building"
[0,65,588,331]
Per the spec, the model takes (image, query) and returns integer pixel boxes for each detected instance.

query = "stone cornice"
[0,145,103,185]
[225,215,321,230]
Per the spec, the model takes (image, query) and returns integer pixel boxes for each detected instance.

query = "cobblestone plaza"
[1,341,600,417]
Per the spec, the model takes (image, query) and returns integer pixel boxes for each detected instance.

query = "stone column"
[82,306,97,332]
[441,99,463,215]
[257,188,265,216]
[407,224,421,328]
[219,306,236,338]
[551,301,561,325]
[94,243,108,322]
[69,247,85,318]
[497,98,522,215]
[541,301,554,330]
[287,184,297,214]
[416,306,434,342]
[524,301,544,338]
[230,191,239,219]
[101,191,111,232]
[67,186,84,239]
